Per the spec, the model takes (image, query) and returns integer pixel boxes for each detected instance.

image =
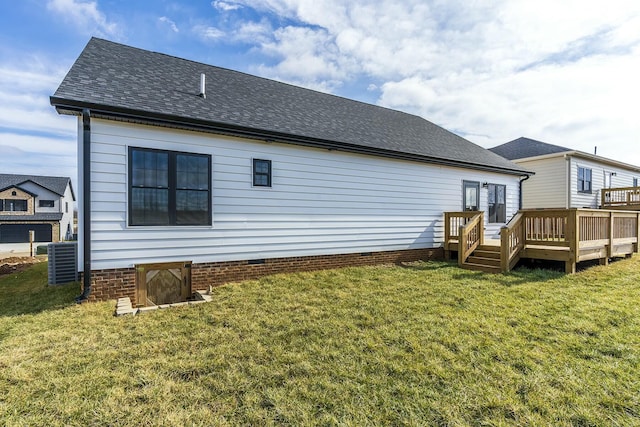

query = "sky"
[1,0,639,189]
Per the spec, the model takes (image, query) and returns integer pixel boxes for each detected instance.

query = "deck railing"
[458,212,484,265]
[446,208,640,274]
[444,211,483,242]
[601,186,640,209]
[500,212,524,272]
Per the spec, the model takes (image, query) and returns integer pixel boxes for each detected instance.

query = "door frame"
[463,180,480,212]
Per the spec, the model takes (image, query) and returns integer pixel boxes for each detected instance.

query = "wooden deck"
[445,209,640,273]
[601,186,640,210]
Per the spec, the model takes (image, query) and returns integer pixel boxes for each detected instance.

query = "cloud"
[234,18,273,44]
[0,54,78,181]
[222,0,640,166]
[212,1,243,11]
[159,16,179,33]
[0,61,75,137]
[46,0,119,37]
[193,24,225,41]
[0,134,77,181]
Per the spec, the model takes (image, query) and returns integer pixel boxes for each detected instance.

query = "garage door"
[0,224,53,243]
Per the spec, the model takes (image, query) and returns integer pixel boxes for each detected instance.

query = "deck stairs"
[445,208,640,275]
[462,244,501,274]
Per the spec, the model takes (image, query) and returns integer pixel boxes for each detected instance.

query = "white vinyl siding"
[78,118,520,270]
[571,158,639,208]
[515,156,567,209]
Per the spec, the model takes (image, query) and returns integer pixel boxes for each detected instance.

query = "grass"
[1,259,640,426]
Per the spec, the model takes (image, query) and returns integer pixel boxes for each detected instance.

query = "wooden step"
[461,262,501,274]
[472,249,500,259]
[476,244,501,253]
[467,256,501,267]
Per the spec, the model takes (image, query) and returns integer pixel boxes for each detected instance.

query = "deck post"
[566,209,578,274]
[607,211,614,259]
[637,212,640,253]
[479,211,485,246]
[500,226,508,273]
[444,212,451,260]
[458,225,465,266]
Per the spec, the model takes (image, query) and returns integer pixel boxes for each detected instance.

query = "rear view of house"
[0,174,75,243]
[51,38,530,304]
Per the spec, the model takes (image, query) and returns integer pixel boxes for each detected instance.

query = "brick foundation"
[82,247,443,304]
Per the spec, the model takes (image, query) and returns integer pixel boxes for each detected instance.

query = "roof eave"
[51,97,531,177]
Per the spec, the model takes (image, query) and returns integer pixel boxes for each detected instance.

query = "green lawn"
[1,258,639,426]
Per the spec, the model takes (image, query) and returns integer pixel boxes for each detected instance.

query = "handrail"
[500,212,524,272]
[601,186,640,208]
[444,211,483,242]
[458,212,484,266]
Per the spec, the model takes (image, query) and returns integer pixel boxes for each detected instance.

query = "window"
[253,159,272,187]
[129,147,211,226]
[577,167,592,193]
[488,184,506,223]
[463,181,480,211]
[4,199,27,211]
[39,200,55,208]
[0,200,3,211]
[65,202,69,213]
[634,177,638,187]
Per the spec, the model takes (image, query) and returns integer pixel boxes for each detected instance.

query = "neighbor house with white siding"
[490,137,640,209]
[51,38,530,304]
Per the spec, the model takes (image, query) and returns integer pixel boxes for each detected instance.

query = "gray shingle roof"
[489,137,572,160]
[51,38,529,175]
[0,213,63,222]
[0,174,74,199]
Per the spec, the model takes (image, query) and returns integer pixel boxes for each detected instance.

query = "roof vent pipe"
[199,73,206,98]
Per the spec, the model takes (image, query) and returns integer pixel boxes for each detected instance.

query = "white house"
[51,38,530,304]
[490,137,640,209]
[0,174,75,243]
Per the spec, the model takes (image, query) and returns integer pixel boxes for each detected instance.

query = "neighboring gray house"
[51,38,530,304]
[0,174,75,243]
[490,137,640,209]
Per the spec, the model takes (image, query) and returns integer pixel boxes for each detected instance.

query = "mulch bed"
[0,257,45,277]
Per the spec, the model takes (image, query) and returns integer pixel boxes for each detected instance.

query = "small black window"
[253,159,272,187]
[129,147,211,226]
[634,177,638,187]
[11,191,16,196]
[39,200,55,208]
[488,184,507,223]
[578,167,592,193]
[66,202,69,213]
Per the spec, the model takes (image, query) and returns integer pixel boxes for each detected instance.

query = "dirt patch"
[0,257,45,277]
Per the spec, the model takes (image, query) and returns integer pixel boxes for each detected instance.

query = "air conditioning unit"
[48,242,78,285]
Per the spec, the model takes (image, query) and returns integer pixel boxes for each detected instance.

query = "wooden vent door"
[136,261,192,306]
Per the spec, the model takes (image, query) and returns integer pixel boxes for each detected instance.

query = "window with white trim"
[577,166,592,193]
